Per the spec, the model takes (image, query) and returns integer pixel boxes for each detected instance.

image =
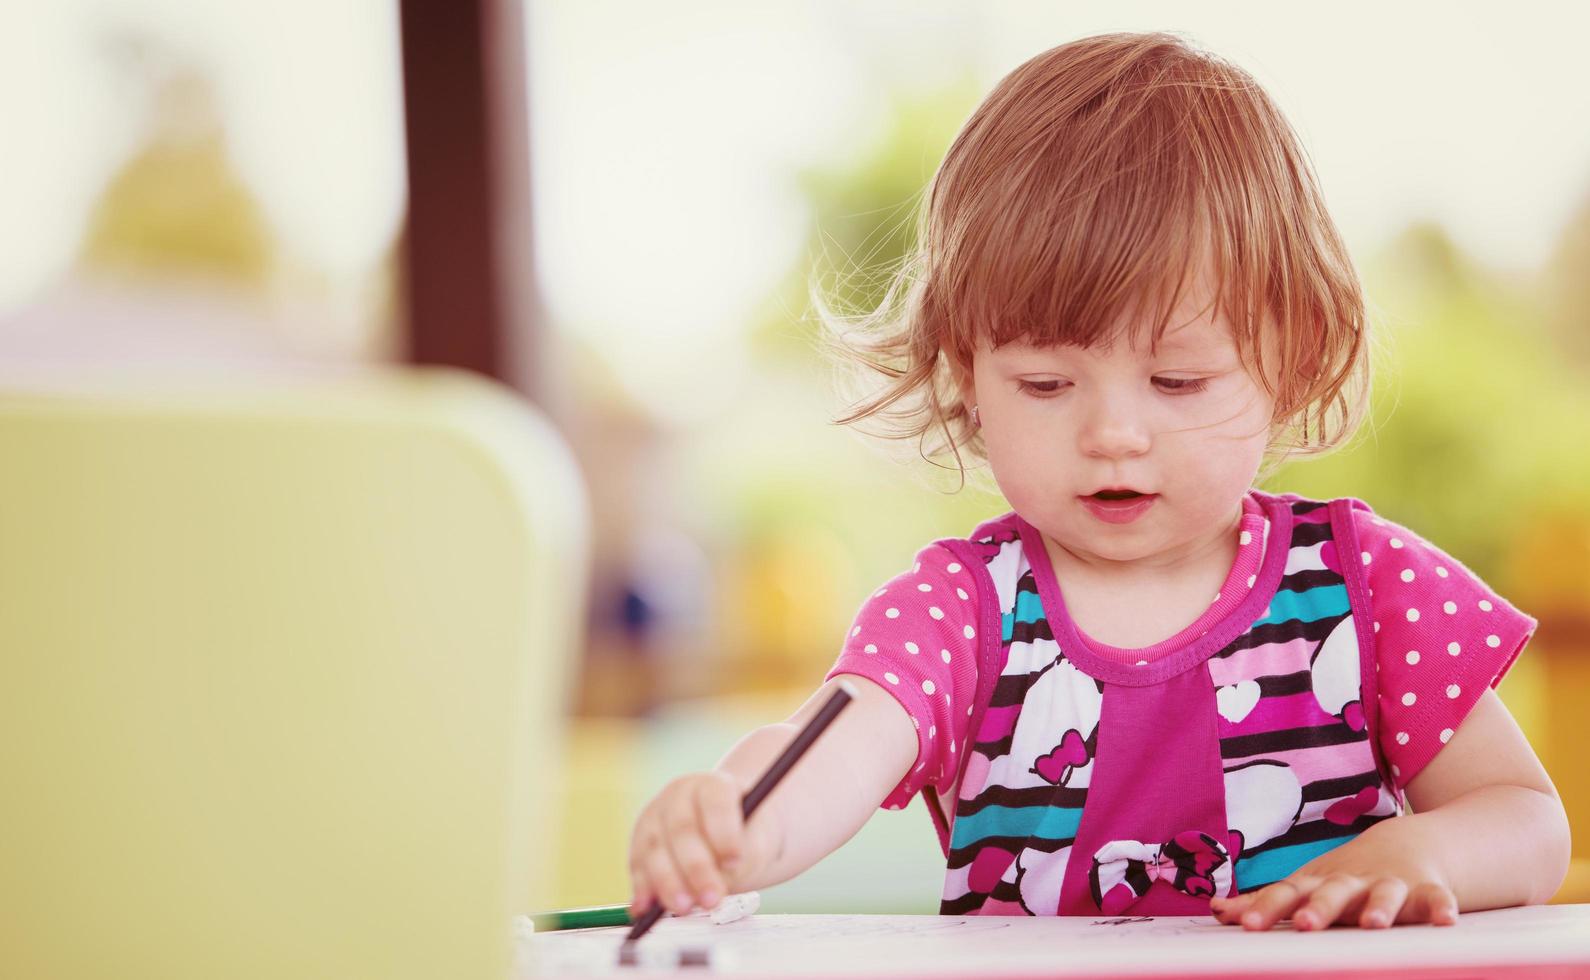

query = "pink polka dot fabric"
[1354,509,1537,795]
[826,501,1537,814]
[824,545,981,809]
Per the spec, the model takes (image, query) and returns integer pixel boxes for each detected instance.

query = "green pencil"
[528,903,633,932]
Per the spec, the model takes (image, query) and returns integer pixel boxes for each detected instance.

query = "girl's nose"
[1077,396,1152,459]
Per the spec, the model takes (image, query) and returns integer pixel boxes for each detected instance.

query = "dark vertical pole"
[397,0,544,401]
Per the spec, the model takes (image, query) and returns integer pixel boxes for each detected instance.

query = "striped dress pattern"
[936,492,1401,916]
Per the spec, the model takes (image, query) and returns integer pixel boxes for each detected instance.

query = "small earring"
[970,404,980,427]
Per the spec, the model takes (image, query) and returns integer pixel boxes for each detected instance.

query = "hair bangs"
[932,58,1227,364]
[819,31,1373,493]
[946,178,1216,363]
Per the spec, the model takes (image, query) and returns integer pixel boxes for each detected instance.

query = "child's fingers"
[661,795,728,909]
[663,824,729,911]
[627,823,668,914]
[638,839,694,916]
[1209,893,1254,924]
[1358,877,1409,928]
[628,871,652,917]
[693,776,747,874]
[1293,873,1365,930]
[1239,876,1315,930]
[1403,882,1460,926]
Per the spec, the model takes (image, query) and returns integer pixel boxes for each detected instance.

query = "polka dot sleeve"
[1355,509,1538,795]
[824,543,981,811]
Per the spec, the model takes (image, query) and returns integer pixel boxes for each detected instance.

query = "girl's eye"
[1016,379,1065,396]
[1155,376,1210,394]
[1015,377,1210,397]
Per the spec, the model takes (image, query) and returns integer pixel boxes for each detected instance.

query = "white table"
[521,905,1590,978]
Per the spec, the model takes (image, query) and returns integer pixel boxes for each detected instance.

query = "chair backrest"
[0,368,588,980]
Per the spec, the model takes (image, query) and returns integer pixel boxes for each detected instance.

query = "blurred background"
[5,0,1589,930]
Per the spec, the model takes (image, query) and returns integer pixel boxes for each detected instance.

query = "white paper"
[522,905,1590,978]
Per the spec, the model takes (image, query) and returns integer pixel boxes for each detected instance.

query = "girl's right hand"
[625,676,920,919]
[627,770,774,917]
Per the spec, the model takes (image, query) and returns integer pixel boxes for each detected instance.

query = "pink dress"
[825,488,1536,915]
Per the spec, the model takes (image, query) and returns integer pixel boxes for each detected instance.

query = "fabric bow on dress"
[1088,830,1233,914]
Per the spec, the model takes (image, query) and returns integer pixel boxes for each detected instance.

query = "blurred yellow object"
[1552,858,1590,904]
[0,369,588,980]
[552,718,643,909]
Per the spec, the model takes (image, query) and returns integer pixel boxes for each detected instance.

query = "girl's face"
[963,279,1277,577]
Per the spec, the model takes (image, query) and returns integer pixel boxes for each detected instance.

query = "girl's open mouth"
[1081,492,1158,524]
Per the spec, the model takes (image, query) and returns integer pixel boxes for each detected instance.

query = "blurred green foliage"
[750,78,984,367]
[730,79,1589,667]
[1278,220,1590,595]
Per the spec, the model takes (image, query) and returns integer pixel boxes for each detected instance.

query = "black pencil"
[622,679,858,947]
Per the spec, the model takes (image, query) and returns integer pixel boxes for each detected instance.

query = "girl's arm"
[1213,687,1571,930]
[1385,686,1569,906]
[713,675,920,888]
[630,539,979,914]
[628,674,918,914]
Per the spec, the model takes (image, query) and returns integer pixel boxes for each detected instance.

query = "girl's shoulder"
[1293,491,1462,558]
[1243,488,1475,567]
[1326,496,1539,795]
[929,510,1026,566]
[963,509,1025,540]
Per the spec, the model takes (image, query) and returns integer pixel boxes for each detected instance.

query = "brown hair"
[815,31,1378,492]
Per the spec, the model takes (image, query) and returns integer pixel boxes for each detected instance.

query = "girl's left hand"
[1209,824,1460,931]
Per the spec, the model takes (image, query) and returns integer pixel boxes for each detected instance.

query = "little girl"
[627,31,1570,930]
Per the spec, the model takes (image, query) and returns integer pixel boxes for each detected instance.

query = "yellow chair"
[0,368,588,980]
